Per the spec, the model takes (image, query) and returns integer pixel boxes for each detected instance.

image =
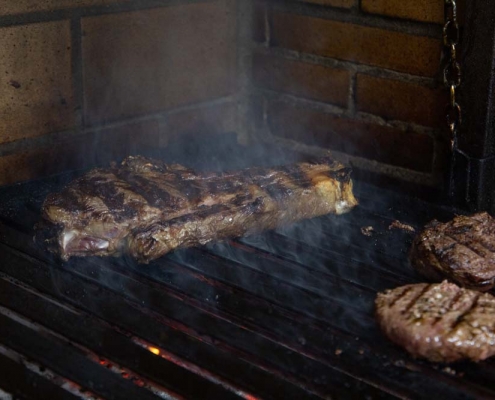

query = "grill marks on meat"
[410,213,495,291]
[127,160,356,262]
[128,193,271,262]
[376,281,495,363]
[38,156,357,263]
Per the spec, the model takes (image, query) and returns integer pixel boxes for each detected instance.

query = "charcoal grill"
[0,139,493,400]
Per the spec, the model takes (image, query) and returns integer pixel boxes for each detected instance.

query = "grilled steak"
[37,156,357,263]
[410,213,495,291]
[376,281,495,363]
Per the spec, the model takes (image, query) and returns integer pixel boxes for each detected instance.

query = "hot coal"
[410,212,495,291]
[376,281,495,363]
[36,156,357,263]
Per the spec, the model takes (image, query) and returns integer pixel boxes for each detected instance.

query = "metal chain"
[443,0,461,150]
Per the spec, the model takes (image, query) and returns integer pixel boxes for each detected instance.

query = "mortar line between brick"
[347,72,357,116]
[252,44,439,87]
[70,18,84,131]
[0,96,236,158]
[235,0,255,144]
[262,97,269,127]
[0,0,211,27]
[356,0,362,15]
[255,88,442,139]
[263,135,437,186]
[264,4,271,47]
[266,0,442,38]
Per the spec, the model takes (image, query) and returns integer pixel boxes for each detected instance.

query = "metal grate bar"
[0,238,328,399]
[0,308,159,400]
[223,239,406,291]
[238,232,415,284]
[0,349,81,400]
[0,277,240,400]
[0,165,491,399]
[1,220,493,399]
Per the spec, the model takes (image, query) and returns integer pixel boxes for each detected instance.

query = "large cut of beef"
[36,156,357,263]
[376,281,495,363]
[410,212,495,291]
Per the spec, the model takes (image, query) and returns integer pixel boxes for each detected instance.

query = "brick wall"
[0,0,238,185]
[251,0,463,189]
[0,0,464,191]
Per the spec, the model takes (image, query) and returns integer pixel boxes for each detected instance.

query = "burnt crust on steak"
[410,212,495,291]
[36,156,357,263]
[376,281,495,363]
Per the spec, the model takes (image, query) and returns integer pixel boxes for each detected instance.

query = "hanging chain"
[443,0,461,150]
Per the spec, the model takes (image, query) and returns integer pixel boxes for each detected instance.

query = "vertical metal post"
[452,0,495,212]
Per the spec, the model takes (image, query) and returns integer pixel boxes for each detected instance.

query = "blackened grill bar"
[1,154,495,399]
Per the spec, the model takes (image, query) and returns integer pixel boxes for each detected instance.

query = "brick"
[91,120,160,163]
[0,151,42,185]
[361,0,466,24]
[267,101,434,172]
[0,0,125,15]
[0,120,159,185]
[361,0,443,23]
[271,12,441,76]
[250,93,267,131]
[253,53,349,107]
[298,0,355,8]
[82,0,237,126]
[356,74,446,128]
[165,102,237,139]
[0,21,74,144]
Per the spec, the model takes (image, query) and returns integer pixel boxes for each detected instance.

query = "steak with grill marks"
[36,156,357,263]
[376,281,495,363]
[410,213,495,291]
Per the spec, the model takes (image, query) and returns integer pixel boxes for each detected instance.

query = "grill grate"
[0,148,493,399]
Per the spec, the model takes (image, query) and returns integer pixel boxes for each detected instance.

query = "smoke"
[32,0,386,357]
[0,4,438,398]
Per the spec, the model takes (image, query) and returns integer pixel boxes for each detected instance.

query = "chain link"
[443,0,461,150]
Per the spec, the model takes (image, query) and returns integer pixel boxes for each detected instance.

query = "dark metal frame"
[452,0,495,212]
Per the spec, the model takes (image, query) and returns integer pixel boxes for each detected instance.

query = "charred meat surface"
[376,281,495,363]
[37,156,357,263]
[410,212,495,291]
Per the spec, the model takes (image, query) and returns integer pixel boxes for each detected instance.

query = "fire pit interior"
[1,0,494,399]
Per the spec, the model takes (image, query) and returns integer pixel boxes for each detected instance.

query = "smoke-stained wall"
[251,0,464,189]
[0,0,237,185]
[0,0,467,193]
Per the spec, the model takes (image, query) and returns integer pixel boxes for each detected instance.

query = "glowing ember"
[135,339,260,400]
[133,378,145,387]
